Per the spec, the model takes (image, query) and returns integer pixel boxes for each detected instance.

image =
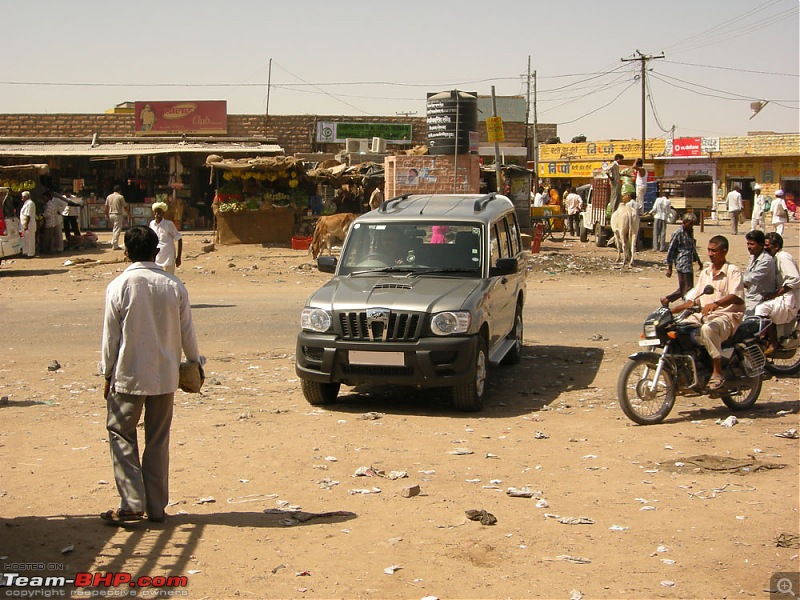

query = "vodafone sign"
[672,137,702,157]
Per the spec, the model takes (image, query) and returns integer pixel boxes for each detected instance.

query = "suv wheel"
[301,379,341,406]
[452,338,487,411]
[501,306,523,366]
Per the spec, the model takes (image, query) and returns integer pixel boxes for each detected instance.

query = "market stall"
[205,155,312,245]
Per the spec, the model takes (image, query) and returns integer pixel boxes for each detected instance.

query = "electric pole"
[622,50,664,162]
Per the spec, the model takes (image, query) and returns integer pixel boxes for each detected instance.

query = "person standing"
[19,191,37,258]
[649,190,671,251]
[148,201,182,274]
[99,226,202,524]
[369,184,384,211]
[604,153,624,213]
[661,212,704,305]
[632,158,648,212]
[669,235,745,389]
[726,184,743,235]
[41,191,67,254]
[742,229,776,314]
[756,232,800,354]
[770,189,789,236]
[563,187,582,236]
[62,191,83,243]
[105,185,130,250]
[533,186,545,208]
[750,184,766,232]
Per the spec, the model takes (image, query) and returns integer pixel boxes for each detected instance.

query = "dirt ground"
[1,220,798,600]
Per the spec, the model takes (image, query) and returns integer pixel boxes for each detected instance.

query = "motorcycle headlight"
[644,323,657,338]
[431,311,471,336]
[301,308,332,333]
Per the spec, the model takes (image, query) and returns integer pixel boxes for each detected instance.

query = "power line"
[662,60,799,78]
[555,81,638,126]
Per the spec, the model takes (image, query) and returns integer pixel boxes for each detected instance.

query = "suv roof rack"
[473,192,497,212]
[378,193,412,212]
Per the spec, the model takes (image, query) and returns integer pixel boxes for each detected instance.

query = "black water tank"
[426,90,478,155]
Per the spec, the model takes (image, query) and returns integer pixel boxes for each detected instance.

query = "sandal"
[707,376,724,391]
[100,508,144,524]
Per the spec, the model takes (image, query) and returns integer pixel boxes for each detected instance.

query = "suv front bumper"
[296,332,479,388]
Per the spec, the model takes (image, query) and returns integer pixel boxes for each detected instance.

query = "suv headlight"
[431,311,471,336]
[301,308,332,333]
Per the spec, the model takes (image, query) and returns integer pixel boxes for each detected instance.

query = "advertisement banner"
[134,101,227,135]
[485,117,505,143]
[672,137,703,157]
[539,161,604,178]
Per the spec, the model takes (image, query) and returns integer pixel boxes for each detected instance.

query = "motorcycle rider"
[742,229,776,314]
[755,232,800,355]
[669,235,745,390]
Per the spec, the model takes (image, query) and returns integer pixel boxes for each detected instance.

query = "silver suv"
[295,193,527,411]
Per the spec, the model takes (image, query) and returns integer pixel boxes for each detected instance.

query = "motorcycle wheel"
[617,357,676,425]
[765,349,800,375]
[721,375,762,411]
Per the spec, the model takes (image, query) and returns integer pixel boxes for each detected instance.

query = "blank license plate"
[638,339,660,346]
[349,351,405,366]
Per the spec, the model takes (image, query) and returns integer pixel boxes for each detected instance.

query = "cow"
[610,197,640,267]
[310,213,356,259]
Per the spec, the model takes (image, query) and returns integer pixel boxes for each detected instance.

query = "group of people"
[661,225,798,388]
[725,184,790,236]
[18,189,84,257]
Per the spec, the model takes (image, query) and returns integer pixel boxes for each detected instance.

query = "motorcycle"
[762,314,800,375]
[618,286,767,425]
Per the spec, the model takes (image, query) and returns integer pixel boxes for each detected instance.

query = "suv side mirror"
[491,257,518,276]
[317,255,337,273]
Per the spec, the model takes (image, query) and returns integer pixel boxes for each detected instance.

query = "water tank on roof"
[426,90,478,155]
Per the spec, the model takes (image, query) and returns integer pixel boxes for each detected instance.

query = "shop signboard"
[316,122,413,144]
[134,101,227,135]
[671,137,703,157]
[539,139,666,162]
[539,161,604,178]
[485,117,505,143]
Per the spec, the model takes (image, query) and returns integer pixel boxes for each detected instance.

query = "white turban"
[151,201,169,212]
[21,191,31,198]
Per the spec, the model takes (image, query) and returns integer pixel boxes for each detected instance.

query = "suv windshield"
[338,221,483,276]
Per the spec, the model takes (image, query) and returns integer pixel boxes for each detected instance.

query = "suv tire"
[301,379,341,406]
[452,337,487,412]
[501,305,524,366]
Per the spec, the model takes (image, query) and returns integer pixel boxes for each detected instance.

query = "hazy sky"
[2,0,798,142]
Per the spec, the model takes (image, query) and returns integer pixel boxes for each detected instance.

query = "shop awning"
[0,142,284,158]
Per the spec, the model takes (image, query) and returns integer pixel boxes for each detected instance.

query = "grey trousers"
[106,391,174,519]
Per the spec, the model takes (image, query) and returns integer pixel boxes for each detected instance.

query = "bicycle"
[538,216,566,242]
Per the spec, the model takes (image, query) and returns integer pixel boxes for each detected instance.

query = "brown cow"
[310,213,356,259]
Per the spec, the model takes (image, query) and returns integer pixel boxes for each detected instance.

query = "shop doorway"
[780,177,799,216]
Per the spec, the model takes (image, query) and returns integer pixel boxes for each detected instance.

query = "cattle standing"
[310,213,356,259]
[610,197,640,267]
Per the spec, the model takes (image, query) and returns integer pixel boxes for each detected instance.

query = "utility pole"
[525,56,531,156]
[621,50,664,162]
[491,86,502,193]
[532,70,539,190]
[265,58,273,120]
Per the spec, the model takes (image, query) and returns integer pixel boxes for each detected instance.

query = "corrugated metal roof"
[0,142,284,157]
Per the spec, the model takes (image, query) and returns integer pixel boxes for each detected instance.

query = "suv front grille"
[338,312,421,342]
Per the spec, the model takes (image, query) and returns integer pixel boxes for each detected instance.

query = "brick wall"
[385,155,481,198]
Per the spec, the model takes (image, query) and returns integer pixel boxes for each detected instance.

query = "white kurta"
[20,198,37,257]
[149,218,182,271]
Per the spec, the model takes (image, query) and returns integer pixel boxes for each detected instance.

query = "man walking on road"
[99,226,202,524]
[649,191,671,251]
[105,185,130,250]
[661,213,704,305]
[563,187,582,237]
[726,184,743,235]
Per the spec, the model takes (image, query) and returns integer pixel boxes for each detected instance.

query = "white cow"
[610,198,640,267]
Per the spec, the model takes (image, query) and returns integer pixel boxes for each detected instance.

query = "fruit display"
[0,179,37,193]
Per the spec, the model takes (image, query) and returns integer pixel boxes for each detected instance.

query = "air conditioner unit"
[357,139,370,153]
[345,138,360,153]
[371,137,387,153]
